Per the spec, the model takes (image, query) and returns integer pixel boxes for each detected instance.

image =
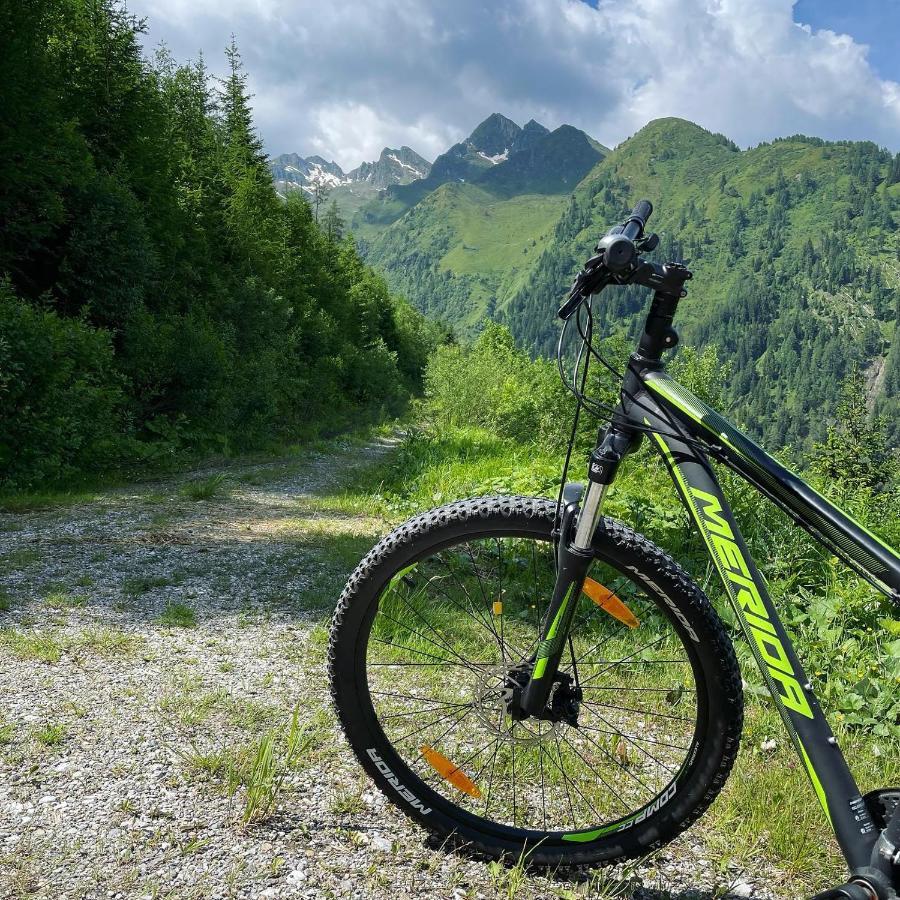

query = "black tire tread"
[328,495,743,866]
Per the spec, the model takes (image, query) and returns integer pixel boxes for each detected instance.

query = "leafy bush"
[0,281,126,487]
[425,322,568,446]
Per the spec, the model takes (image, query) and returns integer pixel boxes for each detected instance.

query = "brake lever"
[636,232,659,253]
[558,255,609,321]
[558,290,586,322]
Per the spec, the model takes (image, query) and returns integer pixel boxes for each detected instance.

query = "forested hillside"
[502,119,900,449]
[0,0,439,489]
[359,114,899,450]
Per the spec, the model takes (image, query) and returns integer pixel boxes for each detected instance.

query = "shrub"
[425,322,568,446]
[0,281,126,487]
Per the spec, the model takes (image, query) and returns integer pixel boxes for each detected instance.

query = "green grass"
[44,589,87,610]
[122,574,180,596]
[181,705,314,824]
[0,626,140,663]
[368,184,567,332]
[160,677,228,726]
[0,489,100,513]
[32,722,67,746]
[0,591,13,612]
[0,629,63,663]
[158,600,197,627]
[181,474,228,501]
[74,627,142,657]
[0,548,41,573]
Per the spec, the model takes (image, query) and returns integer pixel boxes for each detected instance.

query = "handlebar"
[621,199,653,241]
[559,199,690,321]
[599,199,653,274]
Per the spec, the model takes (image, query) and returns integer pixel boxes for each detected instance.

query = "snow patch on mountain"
[477,149,509,164]
[387,153,427,178]
[270,146,432,196]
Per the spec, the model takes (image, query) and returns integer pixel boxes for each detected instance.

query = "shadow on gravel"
[0,507,384,627]
[417,833,747,900]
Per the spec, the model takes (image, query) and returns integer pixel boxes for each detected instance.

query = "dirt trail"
[0,438,776,899]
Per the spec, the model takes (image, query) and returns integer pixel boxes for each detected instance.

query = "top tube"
[640,371,900,595]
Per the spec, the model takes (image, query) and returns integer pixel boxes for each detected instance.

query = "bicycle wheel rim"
[354,524,711,847]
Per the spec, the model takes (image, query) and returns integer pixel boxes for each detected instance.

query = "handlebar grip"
[631,199,653,225]
[558,292,584,320]
[622,199,652,240]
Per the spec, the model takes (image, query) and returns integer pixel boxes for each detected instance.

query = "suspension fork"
[519,426,634,717]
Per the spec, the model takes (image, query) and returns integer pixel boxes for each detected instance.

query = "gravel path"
[0,438,781,899]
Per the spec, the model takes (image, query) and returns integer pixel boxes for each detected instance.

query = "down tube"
[639,401,879,871]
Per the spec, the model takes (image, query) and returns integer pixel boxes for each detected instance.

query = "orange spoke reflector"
[420,746,482,798]
[582,578,639,628]
[492,600,503,616]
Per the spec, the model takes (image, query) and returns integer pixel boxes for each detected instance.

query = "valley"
[272,115,900,450]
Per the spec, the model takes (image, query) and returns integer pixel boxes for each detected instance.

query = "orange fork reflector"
[582,578,639,628]
[420,746,482,798]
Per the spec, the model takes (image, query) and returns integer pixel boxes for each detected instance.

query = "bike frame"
[545,356,900,887]
[632,367,900,876]
[522,228,900,891]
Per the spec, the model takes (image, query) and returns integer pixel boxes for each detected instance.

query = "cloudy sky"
[129,0,900,170]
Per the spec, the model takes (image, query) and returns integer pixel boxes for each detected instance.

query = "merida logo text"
[367,748,432,814]
[690,487,813,719]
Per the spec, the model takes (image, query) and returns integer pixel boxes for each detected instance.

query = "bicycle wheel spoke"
[579,698,694,724]
[539,743,548,831]
[483,708,504,818]
[359,528,716,841]
[462,542,510,666]
[581,684,696,694]
[371,689,470,705]
[433,551,530,663]
[370,637,490,669]
[578,711,679,775]
[548,732,611,823]
[428,560,530,661]
[551,729,578,830]
[388,590,497,679]
[576,721,691,753]
[379,701,472,721]
[375,610,490,679]
[369,660,494,666]
[577,634,673,687]
[575,723,660,796]
[393,705,473,746]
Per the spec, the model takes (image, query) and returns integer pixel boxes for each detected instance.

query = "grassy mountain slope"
[498,118,900,448]
[360,119,606,333]
[365,183,567,329]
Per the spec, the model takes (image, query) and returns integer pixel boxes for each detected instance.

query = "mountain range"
[271,114,900,449]
[269,146,432,221]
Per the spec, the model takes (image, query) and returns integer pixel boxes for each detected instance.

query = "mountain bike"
[329,200,900,898]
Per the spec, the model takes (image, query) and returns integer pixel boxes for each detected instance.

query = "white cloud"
[130,0,900,169]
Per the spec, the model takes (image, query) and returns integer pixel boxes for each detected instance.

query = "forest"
[0,0,439,489]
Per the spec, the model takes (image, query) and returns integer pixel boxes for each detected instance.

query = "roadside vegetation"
[320,323,900,888]
[1,0,442,492]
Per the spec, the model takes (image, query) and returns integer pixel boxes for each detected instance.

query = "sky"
[128,0,900,170]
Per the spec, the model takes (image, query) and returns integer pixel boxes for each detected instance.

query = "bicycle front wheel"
[329,496,743,866]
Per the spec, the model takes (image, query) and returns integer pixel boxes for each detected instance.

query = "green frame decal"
[630,381,892,871]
